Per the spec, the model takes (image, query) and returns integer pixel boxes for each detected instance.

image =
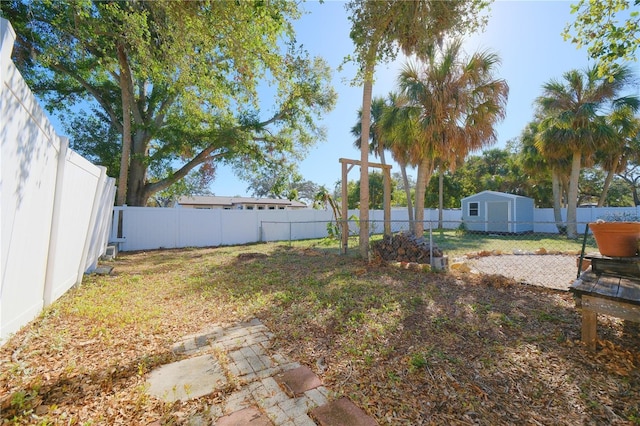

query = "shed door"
[487,202,509,233]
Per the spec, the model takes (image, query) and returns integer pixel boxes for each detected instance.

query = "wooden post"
[581,308,597,351]
[383,167,391,236]
[339,158,392,255]
[341,160,349,254]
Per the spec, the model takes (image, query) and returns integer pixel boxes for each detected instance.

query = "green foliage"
[455,221,467,236]
[243,168,319,204]
[564,0,640,79]
[346,171,396,209]
[534,65,638,236]
[150,165,214,207]
[345,0,490,79]
[1,0,336,206]
[427,148,547,208]
[408,352,428,371]
[67,114,122,178]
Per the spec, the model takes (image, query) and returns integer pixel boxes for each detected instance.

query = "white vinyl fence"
[111,205,640,253]
[1,19,116,343]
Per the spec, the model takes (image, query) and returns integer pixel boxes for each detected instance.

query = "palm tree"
[521,119,572,233]
[397,40,508,236]
[535,65,638,238]
[379,91,420,233]
[351,97,389,165]
[596,107,640,206]
[346,0,488,258]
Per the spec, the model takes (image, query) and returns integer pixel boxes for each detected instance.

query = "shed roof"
[461,190,532,202]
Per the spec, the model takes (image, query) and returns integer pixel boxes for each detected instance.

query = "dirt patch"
[466,254,579,290]
[236,252,269,261]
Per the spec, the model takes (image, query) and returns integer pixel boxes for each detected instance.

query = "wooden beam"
[339,158,392,170]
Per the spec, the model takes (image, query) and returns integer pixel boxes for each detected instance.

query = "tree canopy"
[1,0,336,206]
[534,65,638,237]
[394,41,508,236]
[564,0,640,78]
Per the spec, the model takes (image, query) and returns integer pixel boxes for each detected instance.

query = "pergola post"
[383,167,391,236]
[339,158,392,255]
[341,160,350,254]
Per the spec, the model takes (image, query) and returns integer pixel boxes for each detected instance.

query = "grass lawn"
[430,229,599,256]
[291,229,599,258]
[1,243,638,425]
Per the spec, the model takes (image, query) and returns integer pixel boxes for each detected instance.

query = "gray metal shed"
[461,190,534,233]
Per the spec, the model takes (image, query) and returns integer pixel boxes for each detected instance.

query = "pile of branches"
[371,232,443,264]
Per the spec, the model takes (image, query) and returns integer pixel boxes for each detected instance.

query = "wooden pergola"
[339,158,392,254]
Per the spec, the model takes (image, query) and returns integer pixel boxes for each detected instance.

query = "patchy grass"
[289,230,599,258]
[1,243,638,425]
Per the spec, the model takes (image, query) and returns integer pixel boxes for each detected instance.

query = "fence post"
[429,221,434,268]
[42,137,69,307]
[75,166,108,280]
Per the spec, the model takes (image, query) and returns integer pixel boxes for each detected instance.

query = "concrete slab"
[215,406,272,426]
[310,397,377,426]
[147,354,227,402]
[93,266,113,275]
[276,365,322,397]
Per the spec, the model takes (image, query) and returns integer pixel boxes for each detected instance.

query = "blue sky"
[210,0,600,197]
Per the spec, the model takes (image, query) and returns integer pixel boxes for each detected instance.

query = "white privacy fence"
[110,207,458,251]
[1,19,116,343]
[111,205,640,252]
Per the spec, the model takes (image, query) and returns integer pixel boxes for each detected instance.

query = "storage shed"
[461,190,534,233]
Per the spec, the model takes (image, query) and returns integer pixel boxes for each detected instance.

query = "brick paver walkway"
[147,318,377,425]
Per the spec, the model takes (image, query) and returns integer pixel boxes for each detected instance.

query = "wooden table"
[570,258,640,351]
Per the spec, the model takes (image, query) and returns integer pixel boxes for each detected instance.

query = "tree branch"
[50,62,123,134]
[144,148,229,196]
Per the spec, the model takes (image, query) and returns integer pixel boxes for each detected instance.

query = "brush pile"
[371,232,443,264]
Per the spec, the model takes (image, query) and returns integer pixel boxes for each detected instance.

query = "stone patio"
[146,318,378,425]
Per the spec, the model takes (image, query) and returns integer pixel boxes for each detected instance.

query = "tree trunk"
[551,169,564,234]
[438,169,444,229]
[598,169,615,207]
[400,161,414,234]
[378,143,386,165]
[566,151,582,239]
[414,157,433,237]
[126,130,151,206]
[116,44,132,206]
[359,63,374,260]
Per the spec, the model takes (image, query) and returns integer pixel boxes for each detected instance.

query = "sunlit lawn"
[289,229,599,257]
[1,240,636,425]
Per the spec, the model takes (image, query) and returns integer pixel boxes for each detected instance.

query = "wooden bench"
[570,256,640,351]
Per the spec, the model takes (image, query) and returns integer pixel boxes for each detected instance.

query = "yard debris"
[1,245,638,425]
[371,232,443,264]
[236,252,268,261]
[450,261,472,273]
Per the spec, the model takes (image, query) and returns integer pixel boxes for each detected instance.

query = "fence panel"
[1,20,61,340]
[83,176,116,272]
[120,207,178,251]
[1,18,115,343]
[177,208,222,248]
[44,149,103,304]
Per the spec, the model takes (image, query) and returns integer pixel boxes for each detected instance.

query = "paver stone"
[276,366,321,397]
[310,397,377,426]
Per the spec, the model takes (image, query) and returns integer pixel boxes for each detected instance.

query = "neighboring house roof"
[177,196,307,208]
[461,190,532,201]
